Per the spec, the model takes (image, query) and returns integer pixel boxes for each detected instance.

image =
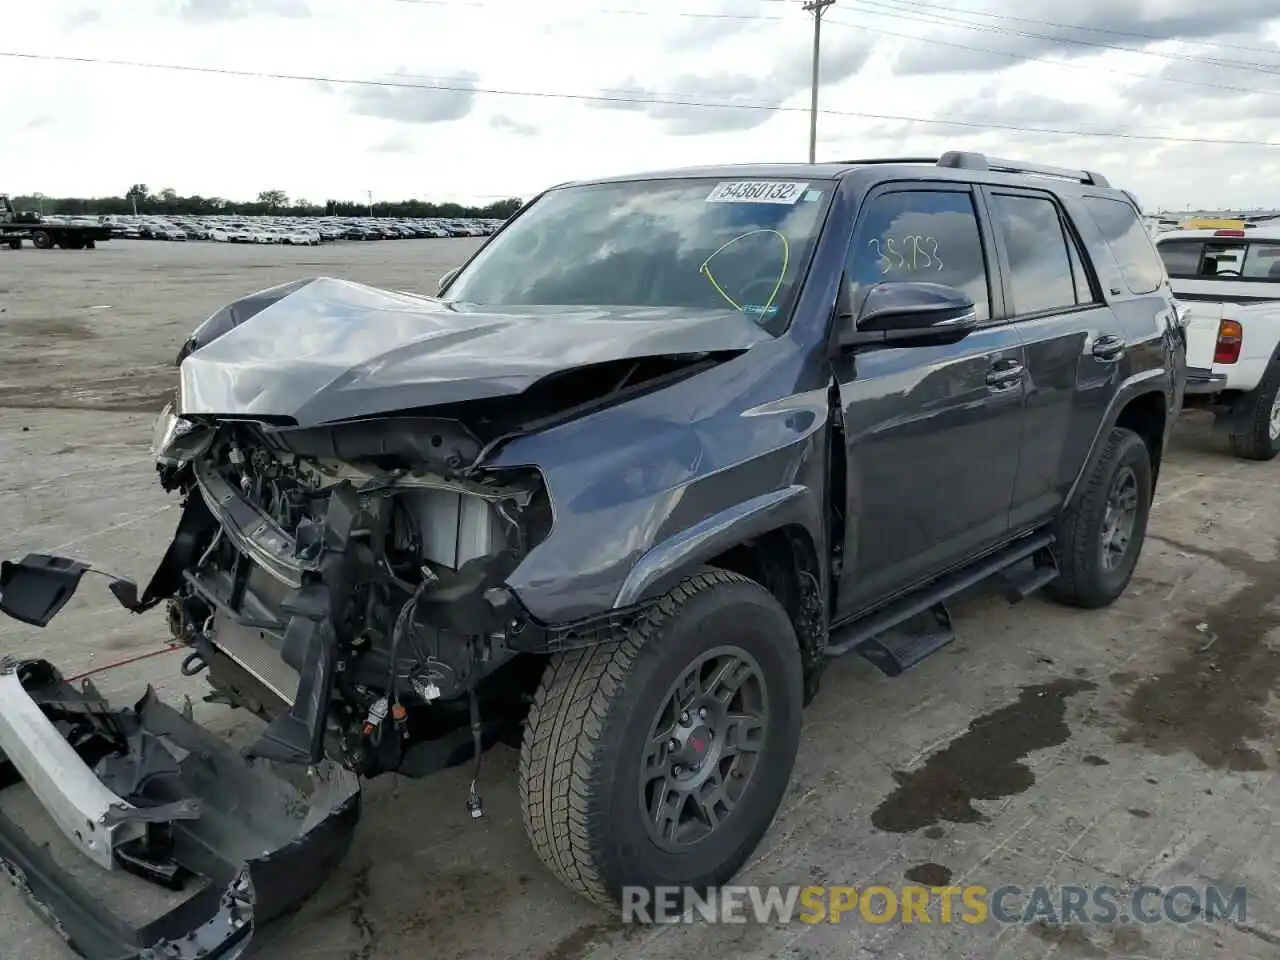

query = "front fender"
[488,335,833,624]
[613,485,823,608]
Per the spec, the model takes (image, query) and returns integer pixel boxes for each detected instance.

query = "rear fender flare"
[612,485,824,609]
[1063,370,1170,510]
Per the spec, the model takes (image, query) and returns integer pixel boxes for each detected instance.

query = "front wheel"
[519,569,803,906]
[1227,357,1280,461]
[1048,427,1152,609]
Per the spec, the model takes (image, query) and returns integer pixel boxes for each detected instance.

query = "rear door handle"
[1093,335,1126,361]
[985,360,1024,389]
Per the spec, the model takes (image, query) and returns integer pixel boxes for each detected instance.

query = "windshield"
[443,177,833,334]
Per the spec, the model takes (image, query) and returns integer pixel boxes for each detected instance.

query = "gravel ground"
[1,239,1278,960]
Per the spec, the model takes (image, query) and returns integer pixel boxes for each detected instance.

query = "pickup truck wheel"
[1227,358,1280,461]
[1048,427,1152,609]
[519,569,803,906]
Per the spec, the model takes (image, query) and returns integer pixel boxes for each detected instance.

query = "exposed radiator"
[210,616,301,706]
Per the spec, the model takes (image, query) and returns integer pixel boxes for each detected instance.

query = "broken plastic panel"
[0,658,360,959]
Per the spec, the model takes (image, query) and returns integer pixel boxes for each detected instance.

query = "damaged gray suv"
[0,152,1185,956]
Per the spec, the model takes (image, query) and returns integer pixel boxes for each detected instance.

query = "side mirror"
[437,266,460,294]
[837,280,978,349]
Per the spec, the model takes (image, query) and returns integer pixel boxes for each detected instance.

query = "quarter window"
[1082,196,1167,294]
[1242,242,1280,280]
[847,190,991,321]
[989,193,1080,315]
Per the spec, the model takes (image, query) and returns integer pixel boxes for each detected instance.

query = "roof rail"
[936,151,1110,187]
[834,157,940,165]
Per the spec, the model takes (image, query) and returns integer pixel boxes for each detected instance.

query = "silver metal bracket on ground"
[0,663,143,870]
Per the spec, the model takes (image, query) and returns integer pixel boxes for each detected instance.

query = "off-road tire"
[1048,427,1152,609]
[1227,356,1280,461]
[519,569,803,906]
[31,230,53,250]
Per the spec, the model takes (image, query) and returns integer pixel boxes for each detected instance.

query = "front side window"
[846,189,991,321]
[443,177,834,334]
[989,193,1080,315]
[1082,196,1167,294]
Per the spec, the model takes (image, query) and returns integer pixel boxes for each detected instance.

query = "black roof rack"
[831,152,1110,187]
[936,151,1110,187]
[833,157,941,165]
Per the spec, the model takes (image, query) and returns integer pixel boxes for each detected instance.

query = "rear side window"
[1157,240,1205,277]
[847,189,991,321]
[989,193,1083,315]
[1082,196,1166,294]
[1243,242,1280,280]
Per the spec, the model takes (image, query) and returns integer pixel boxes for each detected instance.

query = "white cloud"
[4,0,1280,208]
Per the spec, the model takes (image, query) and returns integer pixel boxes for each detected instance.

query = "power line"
[844,0,1280,78]
[845,0,1280,60]
[390,0,787,19]
[388,0,1280,95]
[826,15,1280,97]
[2,50,1277,146]
[391,0,1280,68]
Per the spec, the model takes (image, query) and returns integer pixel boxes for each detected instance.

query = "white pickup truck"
[1153,225,1280,460]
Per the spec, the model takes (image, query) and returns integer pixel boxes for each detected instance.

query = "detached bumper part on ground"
[0,657,360,960]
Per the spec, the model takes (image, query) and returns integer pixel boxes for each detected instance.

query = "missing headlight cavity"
[161,416,552,781]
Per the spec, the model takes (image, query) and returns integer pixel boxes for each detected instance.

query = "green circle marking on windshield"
[699,228,791,317]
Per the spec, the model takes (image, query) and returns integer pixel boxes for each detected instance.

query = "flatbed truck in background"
[1,195,113,250]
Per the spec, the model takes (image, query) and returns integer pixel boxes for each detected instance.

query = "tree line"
[8,185,523,220]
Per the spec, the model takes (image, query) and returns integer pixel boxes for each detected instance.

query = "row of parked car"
[99,215,501,244]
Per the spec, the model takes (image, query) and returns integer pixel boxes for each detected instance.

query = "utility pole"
[802,0,835,164]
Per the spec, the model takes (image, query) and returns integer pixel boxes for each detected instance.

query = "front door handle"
[1093,334,1126,362]
[985,360,1025,389]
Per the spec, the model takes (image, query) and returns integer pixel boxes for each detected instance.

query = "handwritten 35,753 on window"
[869,236,944,274]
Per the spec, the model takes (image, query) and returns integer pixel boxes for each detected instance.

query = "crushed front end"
[0,408,550,957]
[154,409,552,780]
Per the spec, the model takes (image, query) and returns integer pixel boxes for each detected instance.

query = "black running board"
[826,532,1057,674]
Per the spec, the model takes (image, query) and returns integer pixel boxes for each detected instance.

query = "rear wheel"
[1227,356,1280,461]
[31,230,53,250]
[1048,427,1152,609]
[519,569,803,905]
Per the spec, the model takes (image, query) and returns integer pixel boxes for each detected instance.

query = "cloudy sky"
[7,0,1280,210]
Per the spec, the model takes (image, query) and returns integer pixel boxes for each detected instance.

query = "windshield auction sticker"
[705,181,811,204]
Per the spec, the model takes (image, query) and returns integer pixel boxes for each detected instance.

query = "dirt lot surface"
[1,240,1278,960]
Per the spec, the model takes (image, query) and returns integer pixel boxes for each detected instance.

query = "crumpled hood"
[177,277,770,426]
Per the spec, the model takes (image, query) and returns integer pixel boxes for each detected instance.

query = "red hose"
[65,645,184,683]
